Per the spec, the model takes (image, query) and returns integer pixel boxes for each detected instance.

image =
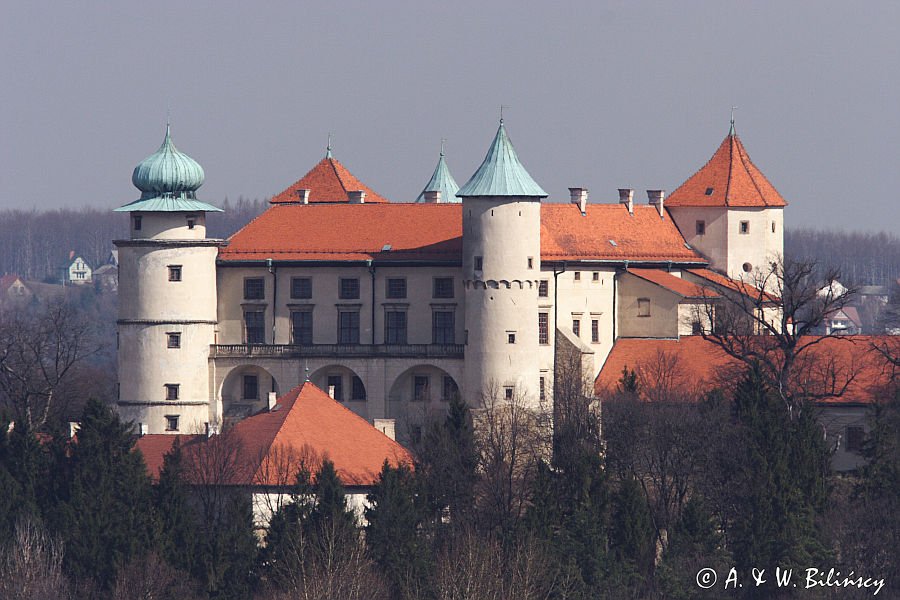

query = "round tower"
[458,121,546,406]
[114,125,224,434]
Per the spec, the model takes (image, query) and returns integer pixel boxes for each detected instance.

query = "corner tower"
[114,125,224,434]
[666,119,786,285]
[457,121,546,406]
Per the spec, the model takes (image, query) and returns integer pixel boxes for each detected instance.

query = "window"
[339,278,360,299]
[166,332,181,349]
[133,215,142,231]
[592,272,600,282]
[739,220,750,234]
[442,376,458,402]
[591,319,599,343]
[327,375,343,401]
[474,256,483,271]
[291,277,312,299]
[243,375,259,400]
[244,277,265,300]
[538,280,549,297]
[704,187,714,196]
[413,376,430,402]
[244,310,265,344]
[527,257,534,269]
[539,377,546,401]
[338,310,360,344]
[409,425,423,445]
[772,221,776,233]
[291,310,313,345]
[696,220,706,235]
[386,278,407,299]
[385,310,408,344]
[507,332,516,344]
[168,265,182,282]
[433,277,454,298]
[165,415,179,431]
[574,272,581,281]
[165,384,179,401]
[572,319,581,337]
[504,387,514,400]
[692,320,703,335]
[638,298,651,317]
[742,262,753,273]
[432,311,455,344]
[187,216,196,230]
[846,426,865,453]
[351,376,366,401]
[538,313,549,345]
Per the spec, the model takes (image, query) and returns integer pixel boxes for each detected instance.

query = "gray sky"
[1,1,898,232]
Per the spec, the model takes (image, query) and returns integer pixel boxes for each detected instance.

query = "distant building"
[0,274,32,304]
[66,254,92,285]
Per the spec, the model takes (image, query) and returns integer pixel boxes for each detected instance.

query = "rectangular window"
[527,257,534,269]
[385,311,408,344]
[338,310,360,344]
[591,319,599,343]
[538,280,549,297]
[433,277,454,298]
[572,319,581,337]
[413,376,429,402]
[244,277,265,300]
[507,332,516,344]
[538,313,549,345]
[187,216,196,230]
[291,310,313,345]
[339,278,360,299]
[574,272,581,281]
[739,220,750,234]
[592,272,600,282]
[164,384,179,401]
[290,277,312,299]
[432,311,455,344]
[165,415,179,431]
[386,278,407,299]
[539,377,546,401]
[846,426,865,453]
[442,376,458,402]
[692,320,703,335]
[133,215,142,231]
[474,256,483,271]
[504,386,514,400]
[166,332,181,349]
[638,298,651,317]
[696,220,706,235]
[351,376,366,401]
[772,221,777,233]
[243,375,259,400]
[327,375,343,401]
[168,265,182,282]
[244,310,265,344]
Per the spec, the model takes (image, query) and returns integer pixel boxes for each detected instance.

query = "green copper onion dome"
[131,124,205,199]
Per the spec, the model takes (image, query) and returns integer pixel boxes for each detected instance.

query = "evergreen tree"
[153,439,198,573]
[657,496,729,599]
[310,458,356,533]
[608,475,656,591]
[201,494,258,600]
[0,418,48,537]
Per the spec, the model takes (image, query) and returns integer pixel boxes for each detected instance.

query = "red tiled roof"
[686,268,778,303]
[135,382,413,487]
[0,274,22,293]
[627,268,716,298]
[666,132,787,208]
[269,156,389,204]
[595,336,897,405]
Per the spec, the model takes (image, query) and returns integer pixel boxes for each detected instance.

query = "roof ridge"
[327,157,348,195]
[724,135,735,206]
[735,137,772,206]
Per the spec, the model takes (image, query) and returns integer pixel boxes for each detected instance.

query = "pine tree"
[608,475,656,590]
[153,439,198,574]
[0,418,48,537]
[657,496,729,599]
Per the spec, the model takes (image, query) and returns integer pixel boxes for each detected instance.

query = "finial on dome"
[440,138,445,157]
[131,124,205,198]
[730,106,737,136]
[326,133,333,159]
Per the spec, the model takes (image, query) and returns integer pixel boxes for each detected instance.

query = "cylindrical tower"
[458,121,547,407]
[114,125,224,434]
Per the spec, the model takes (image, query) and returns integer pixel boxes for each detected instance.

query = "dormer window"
[705,187,714,196]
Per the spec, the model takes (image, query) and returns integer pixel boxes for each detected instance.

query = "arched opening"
[309,365,367,404]
[388,365,460,444]
[220,365,279,418]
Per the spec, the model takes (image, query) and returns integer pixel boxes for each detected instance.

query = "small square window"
[538,280,549,297]
[474,256,483,271]
[165,415,179,431]
[166,332,181,349]
[291,277,312,299]
[527,257,534,269]
[573,272,581,281]
[592,272,599,282]
[133,215,142,231]
[696,220,706,235]
[638,298,651,317]
[739,221,750,234]
[504,387,514,400]
[187,216,196,230]
[572,319,581,337]
[433,277,454,298]
[386,278,407,299]
[244,277,265,300]
[339,278,360,299]
[165,384,180,401]
[168,265,182,282]
[507,332,516,344]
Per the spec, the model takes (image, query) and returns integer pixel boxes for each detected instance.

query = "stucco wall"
[617,274,680,339]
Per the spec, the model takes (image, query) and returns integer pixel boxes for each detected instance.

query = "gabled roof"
[627,268,716,298]
[685,268,778,303]
[666,128,787,208]
[269,154,389,204]
[456,123,547,198]
[0,274,24,293]
[416,149,460,203]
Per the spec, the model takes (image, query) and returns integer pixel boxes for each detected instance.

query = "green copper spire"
[415,140,460,203]
[729,106,737,136]
[456,122,547,198]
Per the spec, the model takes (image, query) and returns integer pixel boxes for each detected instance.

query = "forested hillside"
[786,228,900,286]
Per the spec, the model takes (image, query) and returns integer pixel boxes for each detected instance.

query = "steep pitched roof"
[269,155,389,204]
[685,268,778,303]
[627,269,716,298]
[666,129,787,208]
[416,150,460,203]
[457,123,547,198]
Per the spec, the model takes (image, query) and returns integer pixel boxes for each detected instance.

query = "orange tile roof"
[686,268,778,303]
[269,156,389,204]
[596,336,897,405]
[134,434,204,482]
[221,202,707,265]
[627,268,716,298]
[666,132,787,208]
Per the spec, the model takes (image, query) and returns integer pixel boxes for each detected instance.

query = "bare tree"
[111,552,201,600]
[0,518,70,600]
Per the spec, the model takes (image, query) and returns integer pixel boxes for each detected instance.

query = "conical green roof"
[415,147,460,203]
[456,122,546,198]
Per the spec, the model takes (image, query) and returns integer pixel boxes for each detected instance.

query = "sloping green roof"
[415,149,460,203]
[456,123,547,198]
[114,195,223,213]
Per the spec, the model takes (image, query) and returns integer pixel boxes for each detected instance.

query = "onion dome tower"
[114,125,224,434]
[415,142,460,203]
[457,120,546,406]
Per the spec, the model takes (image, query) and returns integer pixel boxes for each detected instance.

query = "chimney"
[569,187,588,215]
[296,189,310,204]
[348,190,366,204]
[328,385,336,399]
[618,188,634,215]
[68,422,80,439]
[267,391,277,411]
[647,189,665,218]
[373,418,396,440]
[423,190,441,203]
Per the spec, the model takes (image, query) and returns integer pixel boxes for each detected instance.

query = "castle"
[114,118,785,439]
